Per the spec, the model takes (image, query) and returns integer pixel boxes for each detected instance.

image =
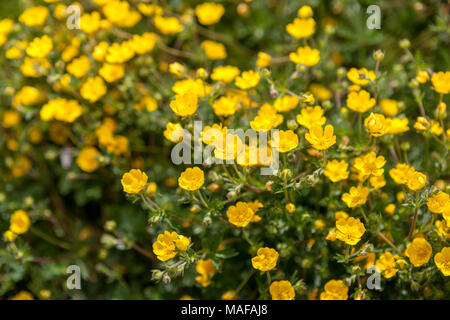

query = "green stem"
[30,227,72,250]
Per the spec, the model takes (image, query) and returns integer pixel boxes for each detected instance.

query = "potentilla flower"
[226,202,255,227]
[289,46,320,66]
[12,86,45,107]
[273,96,299,112]
[335,216,365,245]
[444,204,450,227]
[435,220,450,238]
[416,70,429,83]
[67,55,90,78]
[20,57,51,78]
[202,123,227,145]
[80,11,102,34]
[202,40,227,60]
[9,210,31,235]
[40,98,83,123]
[102,0,141,27]
[172,79,212,97]
[76,147,101,173]
[271,130,299,153]
[170,92,198,117]
[434,247,450,276]
[324,160,349,182]
[413,116,429,131]
[376,252,399,278]
[121,169,148,194]
[26,35,53,58]
[235,70,260,90]
[389,163,414,185]
[431,71,450,94]
[379,98,398,116]
[99,63,125,83]
[285,203,296,213]
[430,120,443,136]
[296,106,326,129]
[212,96,238,116]
[269,280,295,300]
[152,231,177,261]
[286,17,315,39]
[130,33,157,55]
[305,124,336,150]
[364,113,390,137]
[80,77,107,102]
[251,247,279,271]
[298,5,313,18]
[341,185,370,208]
[387,117,409,134]
[347,68,376,86]
[406,171,427,191]
[346,90,376,113]
[405,237,432,267]
[154,15,183,34]
[211,65,240,83]
[178,167,205,191]
[19,6,49,26]
[168,62,186,78]
[195,259,217,287]
[137,3,163,16]
[319,280,348,300]
[427,192,449,214]
[2,110,21,128]
[369,175,386,190]
[106,42,135,63]
[256,52,272,68]
[164,122,184,143]
[195,2,225,25]
[309,84,332,100]
[352,152,386,179]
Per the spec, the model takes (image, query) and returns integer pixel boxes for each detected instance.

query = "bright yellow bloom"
[346,90,376,113]
[250,105,283,131]
[9,291,34,300]
[251,247,279,271]
[435,220,450,238]
[195,259,217,287]
[211,65,240,83]
[413,116,429,131]
[106,42,135,63]
[164,122,184,143]
[405,238,432,267]
[269,280,295,300]
[385,204,396,215]
[434,247,450,276]
[153,231,190,261]
[273,95,299,112]
[431,71,450,94]
[320,280,348,300]
[170,93,198,117]
[298,5,313,18]
[335,217,365,245]
[285,203,296,213]
[305,124,336,150]
[296,106,326,129]
[121,169,148,194]
[195,2,225,25]
[76,147,100,173]
[19,6,49,27]
[212,96,238,116]
[102,0,141,27]
[235,70,260,90]
[222,291,237,300]
[172,79,212,98]
[256,52,272,68]
[137,3,163,16]
[130,33,157,55]
[406,171,427,191]
[427,192,449,214]
[353,152,386,179]
[289,46,320,66]
[202,40,227,60]
[226,202,255,228]
[342,185,370,208]
[178,167,205,191]
[81,77,107,102]
[26,35,53,58]
[2,110,21,128]
[430,120,443,136]
[154,15,183,35]
[286,17,315,39]
[389,163,414,185]
[324,160,349,182]
[376,252,399,278]
[379,98,398,116]
[444,204,450,227]
[12,86,45,107]
[4,230,17,242]
[99,63,125,83]
[416,70,429,83]
[20,57,50,77]
[10,210,31,235]
[80,11,102,34]
[370,175,386,189]
[347,68,376,86]
[40,98,83,123]
[271,130,299,153]
[309,84,332,101]
[6,47,23,60]
[387,117,409,134]
[364,113,390,137]
[67,55,90,78]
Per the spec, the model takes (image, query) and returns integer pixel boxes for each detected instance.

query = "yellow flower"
[286,17,315,39]
[413,116,429,131]
[251,247,279,271]
[296,106,326,129]
[305,124,336,150]
[4,230,17,242]
[80,11,101,34]
[102,0,141,27]
[20,57,50,77]
[195,2,225,25]
[416,70,429,83]
[202,123,227,145]
[170,92,198,117]
[135,95,158,112]
[2,110,21,128]
[389,163,414,185]
[154,15,183,35]
[12,156,32,178]
[405,171,427,191]
[121,169,148,194]
[444,204,450,227]
[106,42,135,63]
[364,112,390,137]
[385,204,396,215]
[12,86,46,107]
[387,117,409,134]
[346,90,376,113]
[342,185,370,208]
[269,280,295,300]
[273,96,300,112]
[335,216,365,245]
[309,84,332,101]
[178,167,205,191]
[430,120,443,136]
[152,231,176,261]
[81,77,107,102]
[164,122,184,143]
[256,52,272,68]
[324,160,349,182]
[335,211,349,220]
[315,219,325,230]
[40,98,83,123]
[6,47,23,60]
[226,202,255,228]
[212,96,238,116]
[434,247,450,276]
[347,68,376,86]
[298,5,313,18]
[26,35,53,58]
[76,147,100,173]
[9,291,34,300]
[202,40,227,60]
[0,18,14,35]
[10,210,31,234]
[130,33,157,55]
[169,62,186,78]
[376,252,398,279]
[271,130,299,153]
[221,291,237,300]
[431,71,450,94]
[92,41,109,62]
[195,259,217,287]
[427,192,449,214]
[172,79,212,97]
[405,237,432,267]
[353,152,386,179]
[137,3,163,16]
[435,220,450,238]
[285,203,296,213]
[211,65,240,83]
[19,6,49,27]
[99,63,125,83]
[289,46,320,66]
[67,55,90,78]
[235,70,260,90]
[320,280,348,300]
[380,98,399,116]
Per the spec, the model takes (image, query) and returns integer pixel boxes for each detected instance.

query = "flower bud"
[373,50,384,61]
[151,269,163,281]
[399,39,411,49]
[162,273,171,284]
[104,220,116,231]
[287,120,298,130]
